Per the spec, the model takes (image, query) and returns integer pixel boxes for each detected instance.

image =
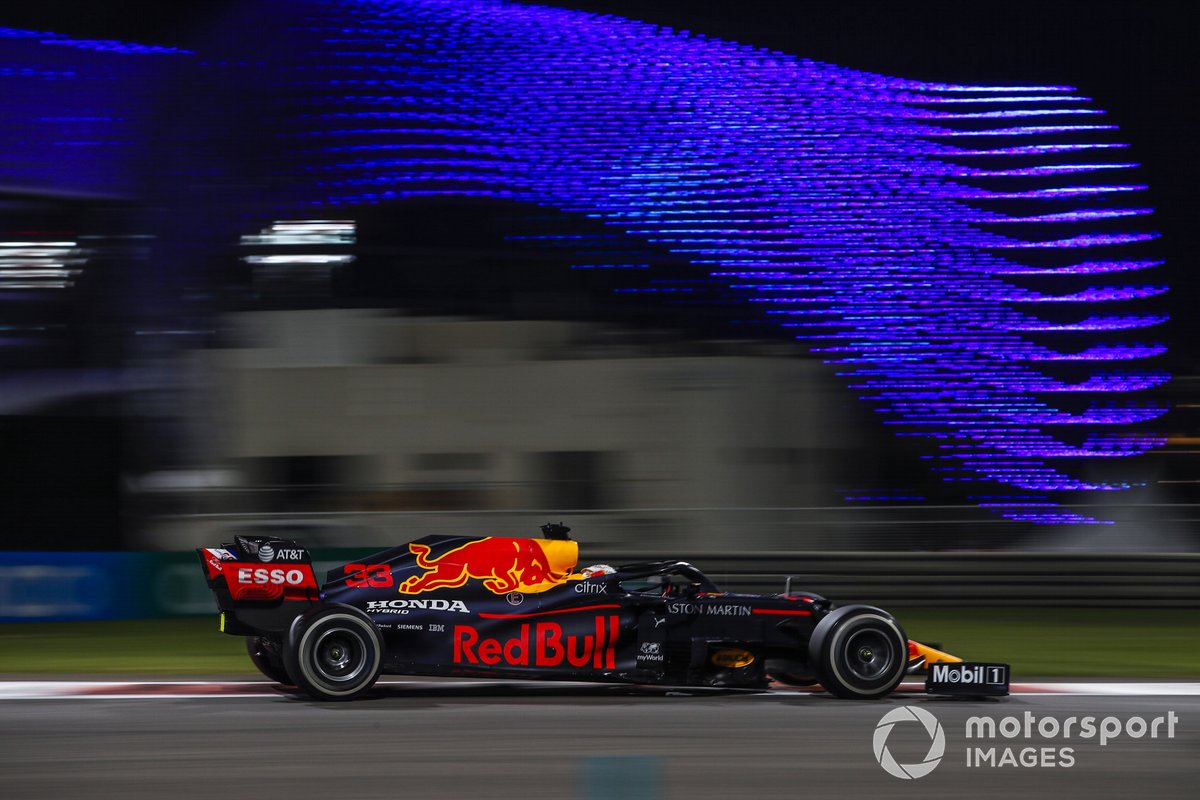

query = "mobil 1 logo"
[926,662,1010,696]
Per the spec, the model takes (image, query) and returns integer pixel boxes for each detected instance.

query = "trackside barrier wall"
[0,553,144,622]
[592,551,1200,608]
[0,550,379,622]
[1,550,1198,621]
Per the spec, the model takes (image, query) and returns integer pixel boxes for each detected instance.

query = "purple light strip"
[242,0,1168,520]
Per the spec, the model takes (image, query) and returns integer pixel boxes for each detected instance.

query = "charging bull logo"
[399,537,578,595]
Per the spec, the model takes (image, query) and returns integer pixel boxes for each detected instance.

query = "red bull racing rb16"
[197,524,1009,701]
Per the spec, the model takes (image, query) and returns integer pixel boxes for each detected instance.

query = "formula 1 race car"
[197,524,1008,700]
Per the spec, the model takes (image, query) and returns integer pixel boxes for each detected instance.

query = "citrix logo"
[873,706,946,780]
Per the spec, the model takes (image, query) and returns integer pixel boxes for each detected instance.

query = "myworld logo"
[873,706,946,779]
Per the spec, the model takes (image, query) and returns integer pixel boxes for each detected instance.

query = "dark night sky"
[9,1,1190,192]
[6,0,1195,338]
[10,1,1191,248]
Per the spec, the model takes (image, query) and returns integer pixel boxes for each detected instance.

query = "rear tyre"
[810,607,907,699]
[283,605,383,701]
[245,636,293,685]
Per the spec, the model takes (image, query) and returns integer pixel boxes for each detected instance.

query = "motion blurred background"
[0,1,1196,660]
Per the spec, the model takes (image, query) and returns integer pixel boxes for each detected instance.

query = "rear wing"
[197,536,320,636]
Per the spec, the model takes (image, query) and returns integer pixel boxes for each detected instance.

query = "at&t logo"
[873,706,945,779]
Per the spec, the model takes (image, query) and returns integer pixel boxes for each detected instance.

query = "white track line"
[0,680,1198,700]
[1017,682,1200,696]
[0,682,273,700]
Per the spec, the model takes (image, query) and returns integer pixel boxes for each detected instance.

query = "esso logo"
[237,567,306,586]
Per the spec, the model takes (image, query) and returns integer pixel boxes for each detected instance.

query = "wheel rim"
[311,627,368,685]
[841,628,894,682]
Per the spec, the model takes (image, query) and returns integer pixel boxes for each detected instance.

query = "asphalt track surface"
[1,679,1197,799]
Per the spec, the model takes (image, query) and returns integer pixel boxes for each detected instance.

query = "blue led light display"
[3,0,1167,524]
[277,0,1167,522]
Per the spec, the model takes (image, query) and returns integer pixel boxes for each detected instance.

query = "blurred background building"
[150,308,878,550]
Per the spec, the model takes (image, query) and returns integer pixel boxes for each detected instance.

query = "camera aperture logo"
[873,706,946,779]
[874,706,1181,777]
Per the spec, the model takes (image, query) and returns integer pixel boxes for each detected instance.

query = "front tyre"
[283,606,383,701]
[810,606,907,699]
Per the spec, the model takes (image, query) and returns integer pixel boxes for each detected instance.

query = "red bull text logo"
[454,617,618,669]
[400,537,575,595]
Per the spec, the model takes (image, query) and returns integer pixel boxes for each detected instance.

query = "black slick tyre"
[809,606,907,699]
[283,605,383,701]
[246,636,293,685]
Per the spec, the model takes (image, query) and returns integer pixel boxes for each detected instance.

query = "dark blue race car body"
[198,524,1008,700]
